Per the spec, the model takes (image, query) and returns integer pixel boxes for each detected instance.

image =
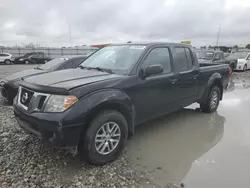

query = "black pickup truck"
[13,43,230,165]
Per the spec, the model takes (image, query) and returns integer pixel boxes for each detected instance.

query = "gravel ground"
[0,65,167,188]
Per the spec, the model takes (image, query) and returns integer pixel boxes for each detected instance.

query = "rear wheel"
[79,110,128,165]
[200,86,221,113]
[4,60,11,65]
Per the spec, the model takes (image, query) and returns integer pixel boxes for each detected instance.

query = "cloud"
[0,0,250,47]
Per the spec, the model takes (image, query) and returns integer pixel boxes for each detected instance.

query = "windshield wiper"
[79,66,113,74]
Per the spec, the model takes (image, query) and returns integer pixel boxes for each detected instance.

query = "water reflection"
[125,108,225,188]
[226,76,250,92]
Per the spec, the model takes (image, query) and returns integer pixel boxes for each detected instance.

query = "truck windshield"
[80,45,146,74]
[227,52,249,59]
[196,51,214,60]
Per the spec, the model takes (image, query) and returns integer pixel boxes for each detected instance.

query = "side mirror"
[144,64,163,78]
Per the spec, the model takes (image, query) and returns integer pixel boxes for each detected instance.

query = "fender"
[198,73,223,103]
[63,89,136,137]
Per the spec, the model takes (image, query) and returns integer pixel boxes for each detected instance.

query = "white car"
[0,53,14,65]
[227,51,250,71]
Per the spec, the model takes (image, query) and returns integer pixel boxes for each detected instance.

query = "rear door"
[173,46,199,105]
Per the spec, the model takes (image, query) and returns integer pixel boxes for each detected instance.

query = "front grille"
[18,86,50,111]
[20,88,34,107]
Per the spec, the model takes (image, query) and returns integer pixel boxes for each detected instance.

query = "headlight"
[19,59,23,61]
[44,95,78,112]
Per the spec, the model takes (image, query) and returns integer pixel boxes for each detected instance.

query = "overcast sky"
[0,0,250,47]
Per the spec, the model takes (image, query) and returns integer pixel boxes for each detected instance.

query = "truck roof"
[107,42,192,47]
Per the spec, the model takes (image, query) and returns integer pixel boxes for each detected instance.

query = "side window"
[214,53,221,60]
[0,54,8,57]
[175,47,191,72]
[143,47,172,74]
[184,48,193,69]
[221,53,225,59]
[246,54,250,60]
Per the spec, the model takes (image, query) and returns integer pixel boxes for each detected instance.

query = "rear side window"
[175,47,194,72]
[214,52,223,60]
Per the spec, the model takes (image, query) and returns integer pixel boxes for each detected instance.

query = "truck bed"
[199,62,229,89]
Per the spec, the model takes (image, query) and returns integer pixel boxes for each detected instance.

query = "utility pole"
[69,24,72,47]
[216,24,221,46]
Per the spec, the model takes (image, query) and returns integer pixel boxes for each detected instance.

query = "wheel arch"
[198,73,223,103]
[83,101,135,138]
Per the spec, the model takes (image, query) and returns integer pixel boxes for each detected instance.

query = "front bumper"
[14,103,83,148]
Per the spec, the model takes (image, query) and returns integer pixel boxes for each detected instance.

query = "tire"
[24,60,29,64]
[4,60,11,65]
[243,64,247,72]
[200,86,221,113]
[44,60,48,63]
[79,110,128,165]
[6,96,14,105]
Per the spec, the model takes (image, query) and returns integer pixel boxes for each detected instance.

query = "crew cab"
[196,50,236,70]
[13,43,230,165]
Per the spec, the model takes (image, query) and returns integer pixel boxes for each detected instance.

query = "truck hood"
[24,68,123,90]
[4,68,45,81]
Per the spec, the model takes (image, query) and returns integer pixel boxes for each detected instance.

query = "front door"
[131,47,179,124]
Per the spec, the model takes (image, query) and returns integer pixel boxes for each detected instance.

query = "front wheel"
[200,86,221,113]
[243,64,247,72]
[24,60,29,64]
[79,110,128,165]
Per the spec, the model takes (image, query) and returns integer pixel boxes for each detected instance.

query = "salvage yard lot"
[1,65,250,188]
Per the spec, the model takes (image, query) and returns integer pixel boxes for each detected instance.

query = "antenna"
[216,24,221,46]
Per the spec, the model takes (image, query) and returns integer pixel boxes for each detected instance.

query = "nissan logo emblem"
[21,92,29,103]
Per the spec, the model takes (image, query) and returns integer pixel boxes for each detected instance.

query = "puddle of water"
[125,107,225,187]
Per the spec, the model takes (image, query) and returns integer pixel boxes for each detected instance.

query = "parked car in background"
[14,52,38,64]
[0,53,14,65]
[0,55,88,103]
[13,43,230,165]
[226,51,250,71]
[196,50,235,70]
[14,52,52,64]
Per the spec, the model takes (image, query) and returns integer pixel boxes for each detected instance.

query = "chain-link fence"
[0,47,98,58]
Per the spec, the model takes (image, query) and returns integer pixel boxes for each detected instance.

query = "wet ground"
[1,65,250,188]
[126,73,250,187]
